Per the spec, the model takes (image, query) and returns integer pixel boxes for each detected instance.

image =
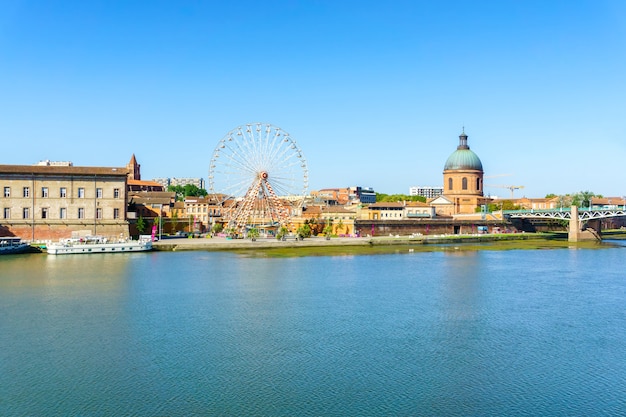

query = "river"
[1,242,625,416]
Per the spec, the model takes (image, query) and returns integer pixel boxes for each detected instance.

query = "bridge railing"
[503,207,626,219]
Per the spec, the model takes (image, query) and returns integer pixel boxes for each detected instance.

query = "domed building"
[436,130,488,215]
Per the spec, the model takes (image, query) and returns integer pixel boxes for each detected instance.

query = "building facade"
[409,186,443,199]
[153,177,206,190]
[0,164,129,241]
[441,130,489,215]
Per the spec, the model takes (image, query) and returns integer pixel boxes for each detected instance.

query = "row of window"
[2,207,121,220]
[448,177,482,191]
[3,186,121,199]
[186,206,221,215]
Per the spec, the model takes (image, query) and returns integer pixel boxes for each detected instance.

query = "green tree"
[323,223,333,239]
[296,224,311,239]
[276,226,288,240]
[167,184,209,201]
[211,223,223,234]
[136,216,147,234]
[571,191,598,208]
[376,193,426,203]
[247,227,260,241]
[483,200,521,212]
[183,184,208,198]
[167,185,185,201]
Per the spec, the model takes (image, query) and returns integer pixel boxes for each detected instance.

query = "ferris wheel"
[208,123,309,231]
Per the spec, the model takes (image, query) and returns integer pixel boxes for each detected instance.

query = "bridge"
[504,206,626,242]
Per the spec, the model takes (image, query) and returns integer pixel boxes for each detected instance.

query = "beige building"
[169,195,224,232]
[364,201,435,220]
[0,164,129,241]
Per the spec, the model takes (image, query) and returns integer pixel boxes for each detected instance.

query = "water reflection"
[1,248,625,416]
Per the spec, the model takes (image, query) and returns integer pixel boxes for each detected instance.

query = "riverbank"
[152,232,603,252]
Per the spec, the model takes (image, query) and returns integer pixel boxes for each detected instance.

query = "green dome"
[443,131,483,171]
[444,149,483,171]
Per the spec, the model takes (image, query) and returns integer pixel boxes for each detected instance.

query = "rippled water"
[1,244,625,416]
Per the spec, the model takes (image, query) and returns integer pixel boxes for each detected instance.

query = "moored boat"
[46,236,152,255]
[0,237,31,255]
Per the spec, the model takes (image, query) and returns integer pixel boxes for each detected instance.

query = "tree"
[336,219,345,234]
[136,216,147,235]
[296,224,311,239]
[211,223,223,234]
[167,184,209,201]
[247,227,260,241]
[376,193,426,203]
[323,223,333,239]
[183,184,208,198]
[276,226,288,240]
[483,200,521,212]
[571,191,598,208]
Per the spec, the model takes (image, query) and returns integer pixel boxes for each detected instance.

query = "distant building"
[310,186,376,205]
[350,186,376,204]
[409,186,443,199]
[153,177,205,190]
[310,188,350,205]
[36,160,73,167]
[152,177,170,188]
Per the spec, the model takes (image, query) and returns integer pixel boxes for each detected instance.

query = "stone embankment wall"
[0,222,130,241]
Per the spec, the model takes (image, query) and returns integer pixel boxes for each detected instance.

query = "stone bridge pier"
[568,206,602,242]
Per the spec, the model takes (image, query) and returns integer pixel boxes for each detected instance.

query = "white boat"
[0,237,31,255]
[46,236,153,255]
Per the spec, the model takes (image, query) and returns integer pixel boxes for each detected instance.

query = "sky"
[1,0,625,199]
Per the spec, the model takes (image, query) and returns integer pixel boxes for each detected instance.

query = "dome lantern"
[443,130,483,171]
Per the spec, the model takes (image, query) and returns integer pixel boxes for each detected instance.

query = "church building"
[431,130,490,215]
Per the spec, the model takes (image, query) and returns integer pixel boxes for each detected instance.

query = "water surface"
[1,245,625,416]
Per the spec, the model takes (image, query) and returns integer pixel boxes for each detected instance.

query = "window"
[96,188,103,198]
[41,187,48,198]
[60,187,67,198]
[42,208,48,219]
[476,178,481,191]
[448,178,453,190]
[23,207,30,219]
[462,177,468,190]
[60,207,66,219]
[3,187,9,198]
[23,187,30,198]
[78,208,85,219]
[113,208,120,219]
[3,207,9,218]
[96,208,103,219]
[78,188,85,198]
[113,188,120,199]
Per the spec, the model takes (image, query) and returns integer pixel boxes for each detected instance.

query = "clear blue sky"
[1,0,625,198]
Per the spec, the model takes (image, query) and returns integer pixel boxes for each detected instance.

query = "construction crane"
[487,185,525,199]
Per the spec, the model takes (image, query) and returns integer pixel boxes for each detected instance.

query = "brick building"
[0,164,129,241]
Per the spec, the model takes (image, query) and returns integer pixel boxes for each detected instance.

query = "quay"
[152,233,539,252]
